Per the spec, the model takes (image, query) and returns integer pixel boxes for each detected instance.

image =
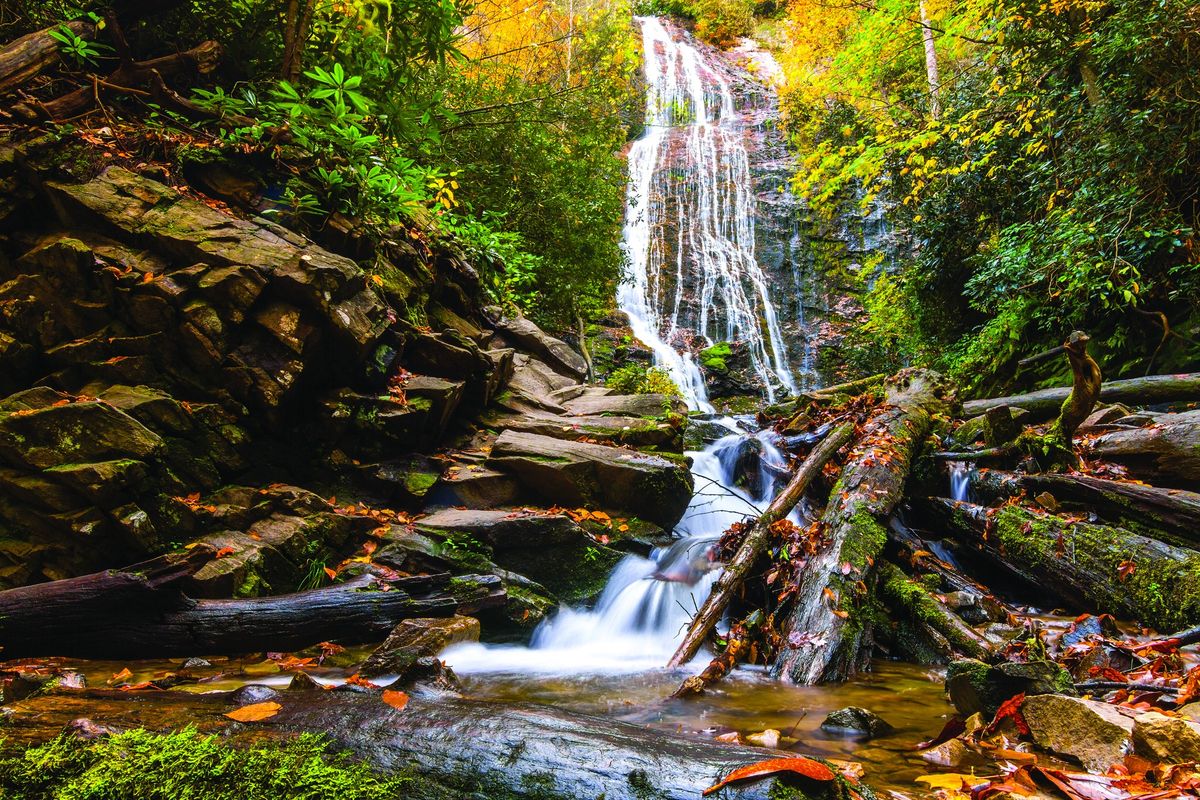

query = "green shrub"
[605,364,682,396]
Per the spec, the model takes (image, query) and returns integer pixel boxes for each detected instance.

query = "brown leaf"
[107,667,133,685]
[225,701,281,722]
[382,689,409,711]
[703,757,835,796]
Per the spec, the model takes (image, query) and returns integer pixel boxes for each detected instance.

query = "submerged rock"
[360,615,480,678]
[946,658,1075,717]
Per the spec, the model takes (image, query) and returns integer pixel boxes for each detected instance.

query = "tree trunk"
[667,421,855,668]
[771,369,950,684]
[672,612,761,697]
[0,20,97,95]
[922,498,1200,632]
[0,556,502,658]
[970,470,1200,548]
[918,0,941,119]
[1086,410,1200,489]
[961,373,1200,419]
[4,688,849,800]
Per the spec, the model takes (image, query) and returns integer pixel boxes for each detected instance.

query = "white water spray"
[619,17,797,411]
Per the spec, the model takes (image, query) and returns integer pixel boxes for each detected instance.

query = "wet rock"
[1022,694,1134,772]
[181,657,211,669]
[1132,711,1200,764]
[425,466,519,510]
[487,309,587,379]
[385,656,461,692]
[563,392,686,418]
[1079,404,1132,431]
[0,398,162,471]
[416,508,623,603]
[286,672,324,692]
[946,658,1075,717]
[820,707,894,738]
[479,408,682,449]
[230,684,282,706]
[360,615,480,678]
[919,738,973,768]
[488,430,693,529]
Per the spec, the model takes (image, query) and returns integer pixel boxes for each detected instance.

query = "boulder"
[359,615,480,678]
[487,430,693,529]
[0,398,162,471]
[479,409,681,449]
[415,508,622,603]
[946,658,1075,717]
[1132,712,1200,764]
[488,310,587,379]
[820,707,894,739]
[425,466,520,510]
[563,393,687,418]
[502,353,577,412]
[1022,694,1135,772]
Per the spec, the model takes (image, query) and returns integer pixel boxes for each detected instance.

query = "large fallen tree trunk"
[1086,410,1200,489]
[771,369,950,684]
[962,372,1200,420]
[0,20,97,95]
[876,561,992,662]
[667,421,855,668]
[921,498,1200,632]
[4,688,851,800]
[0,553,500,658]
[970,470,1200,547]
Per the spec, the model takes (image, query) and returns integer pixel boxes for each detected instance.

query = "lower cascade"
[445,421,793,673]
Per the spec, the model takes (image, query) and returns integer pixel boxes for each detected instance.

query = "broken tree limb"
[804,373,885,402]
[1086,410,1200,489]
[969,470,1200,548]
[771,369,951,684]
[672,611,762,698]
[876,561,992,661]
[0,555,500,658]
[5,688,848,800]
[961,372,1200,420]
[922,498,1200,631]
[667,420,855,668]
[0,20,97,95]
[1044,331,1102,452]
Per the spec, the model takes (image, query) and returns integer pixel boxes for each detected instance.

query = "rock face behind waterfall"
[0,137,692,628]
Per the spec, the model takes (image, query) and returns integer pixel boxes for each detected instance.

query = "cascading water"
[949,461,973,503]
[443,422,795,674]
[619,17,798,411]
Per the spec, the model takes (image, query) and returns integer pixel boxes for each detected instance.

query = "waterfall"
[618,17,797,411]
[443,423,795,674]
[949,461,973,503]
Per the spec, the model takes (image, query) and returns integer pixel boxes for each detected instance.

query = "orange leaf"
[704,758,835,796]
[214,546,236,558]
[108,667,133,685]
[225,701,281,722]
[382,689,409,711]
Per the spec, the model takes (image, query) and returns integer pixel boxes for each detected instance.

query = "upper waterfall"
[618,17,801,411]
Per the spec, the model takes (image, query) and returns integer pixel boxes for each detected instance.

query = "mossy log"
[0,20,97,94]
[771,369,951,684]
[1086,410,1200,489]
[970,470,1200,548]
[923,498,1200,631]
[672,612,761,698]
[4,688,852,800]
[0,554,499,658]
[876,561,992,662]
[667,421,855,668]
[961,372,1200,420]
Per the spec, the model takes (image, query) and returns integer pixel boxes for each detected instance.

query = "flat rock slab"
[1132,711,1200,764]
[563,392,687,418]
[1022,694,1135,772]
[487,430,692,529]
[491,312,587,379]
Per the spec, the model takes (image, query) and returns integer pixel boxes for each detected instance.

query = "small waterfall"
[949,461,973,503]
[443,423,795,674]
[619,17,797,410]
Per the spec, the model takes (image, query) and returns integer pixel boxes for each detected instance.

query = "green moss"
[0,729,420,800]
[699,341,732,373]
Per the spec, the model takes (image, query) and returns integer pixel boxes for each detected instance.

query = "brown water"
[33,652,959,792]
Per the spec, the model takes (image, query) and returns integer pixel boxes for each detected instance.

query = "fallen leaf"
[915,773,974,790]
[225,701,281,722]
[704,757,835,796]
[382,689,409,711]
[108,667,133,685]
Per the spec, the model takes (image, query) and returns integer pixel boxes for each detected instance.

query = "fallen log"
[0,20,97,95]
[0,554,499,658]
[771,369,951,684]
[4,688,851,800]
[1086,410,1200,489]
[876,561,992,662]
[970,470,1200,548]
[922,498,1200,631]
[961,373,1200,420]
[667,420,855,668]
